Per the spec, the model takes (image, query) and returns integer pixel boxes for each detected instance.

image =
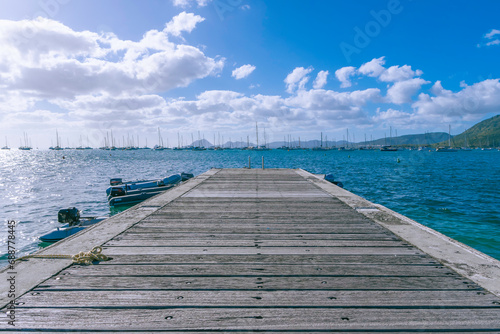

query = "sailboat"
[436,125,457,152]
[461,130,472,151]
[18,132,32,150]
[253,122,270,150]
[1,137,10,150]
[49,130,63,150]
[312,132,328,151]
[153,127,165,150]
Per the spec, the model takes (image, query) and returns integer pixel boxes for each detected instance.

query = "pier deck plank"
[2,168,500,332]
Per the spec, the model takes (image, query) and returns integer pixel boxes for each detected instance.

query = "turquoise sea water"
[1,149,499,267]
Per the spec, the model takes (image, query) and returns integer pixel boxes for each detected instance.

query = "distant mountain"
[361,132,450,147]
[186,116,500,149]
[191,133,450,149]
[449,114,500,148]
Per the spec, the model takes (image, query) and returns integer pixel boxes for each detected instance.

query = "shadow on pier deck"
[1,168,500,332]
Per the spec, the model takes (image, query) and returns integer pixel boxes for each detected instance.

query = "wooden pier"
[2,168,500,332]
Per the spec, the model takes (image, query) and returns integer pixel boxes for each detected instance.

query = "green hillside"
[365,132,449,146]
[450,114,500,148]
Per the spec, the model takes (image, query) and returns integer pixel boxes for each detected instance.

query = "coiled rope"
[16,246,109,265]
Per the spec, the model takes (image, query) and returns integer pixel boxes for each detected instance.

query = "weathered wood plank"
[2,168,500,332]
[102,254,439,265]
[35,275,478,291]
[100,246,420,255]
[128,225,386,234]
[111,232,399,241]
[138,218,376,225]
[17,290,500,308]
[104,239,406,247]
[62,263,454,277]
[6,308,500,330]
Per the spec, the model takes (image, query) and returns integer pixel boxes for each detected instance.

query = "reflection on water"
[0,148,499,266]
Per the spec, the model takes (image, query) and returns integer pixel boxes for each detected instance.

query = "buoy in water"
[397,158,400,163]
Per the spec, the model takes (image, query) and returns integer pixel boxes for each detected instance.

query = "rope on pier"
[16,246,110,265]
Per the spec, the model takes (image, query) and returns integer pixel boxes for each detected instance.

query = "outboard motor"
[109,187,127,198]
[110,178,123,186]
[58,207,80,226]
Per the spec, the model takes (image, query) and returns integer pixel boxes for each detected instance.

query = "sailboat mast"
[448,125,451,147]
[255,122,259,148]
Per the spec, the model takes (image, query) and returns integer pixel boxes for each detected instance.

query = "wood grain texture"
[2,168,499,332]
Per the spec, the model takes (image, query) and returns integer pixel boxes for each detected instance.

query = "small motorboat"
[106,174,184,196]
[108,190,168,207]
[380,145,398,151]
[39,208,106,243]
[106,173,195,207]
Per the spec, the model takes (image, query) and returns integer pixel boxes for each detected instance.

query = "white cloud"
[313,70,329,89]
[164,12,205,37]
[172,0,211,7]
[55,93,166,112]
[379,65,423,82]
[157,86,381,135]
[386,78,429,104]
[286,88,380,111]
[485,29,500,39]
[486,39,500,46]
[232,64,256,79]
[372,108,414,127]
[479,29,500,47]
[335,66,356,88]
[0,16,223,101]
[358,57,386,78]
[358,57,423,82]
[412,79,500,121]
[284,67,313,93]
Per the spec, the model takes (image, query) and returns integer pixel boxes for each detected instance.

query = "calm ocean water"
[1,148,499,267]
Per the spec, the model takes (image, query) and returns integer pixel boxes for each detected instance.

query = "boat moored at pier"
[39,208,106,242]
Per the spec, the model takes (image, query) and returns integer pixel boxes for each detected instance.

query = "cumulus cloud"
[413,79,500,121]
[358,57,423,82]
[0,15,223,101]
[313,70,329,89]
[358,57,386,78]
[372,108,414,127]
[379,65,423,82]
[232,64,256,79]
[286,88,380,111]
[284,67,313,93]
[335,66,356,88]
[386,78,430,104]
[164,12,205,37]
[156,85,381,134]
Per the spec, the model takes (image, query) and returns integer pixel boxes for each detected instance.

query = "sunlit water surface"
[1,149,499,267]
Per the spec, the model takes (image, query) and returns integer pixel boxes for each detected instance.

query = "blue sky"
[0,0,499,148]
